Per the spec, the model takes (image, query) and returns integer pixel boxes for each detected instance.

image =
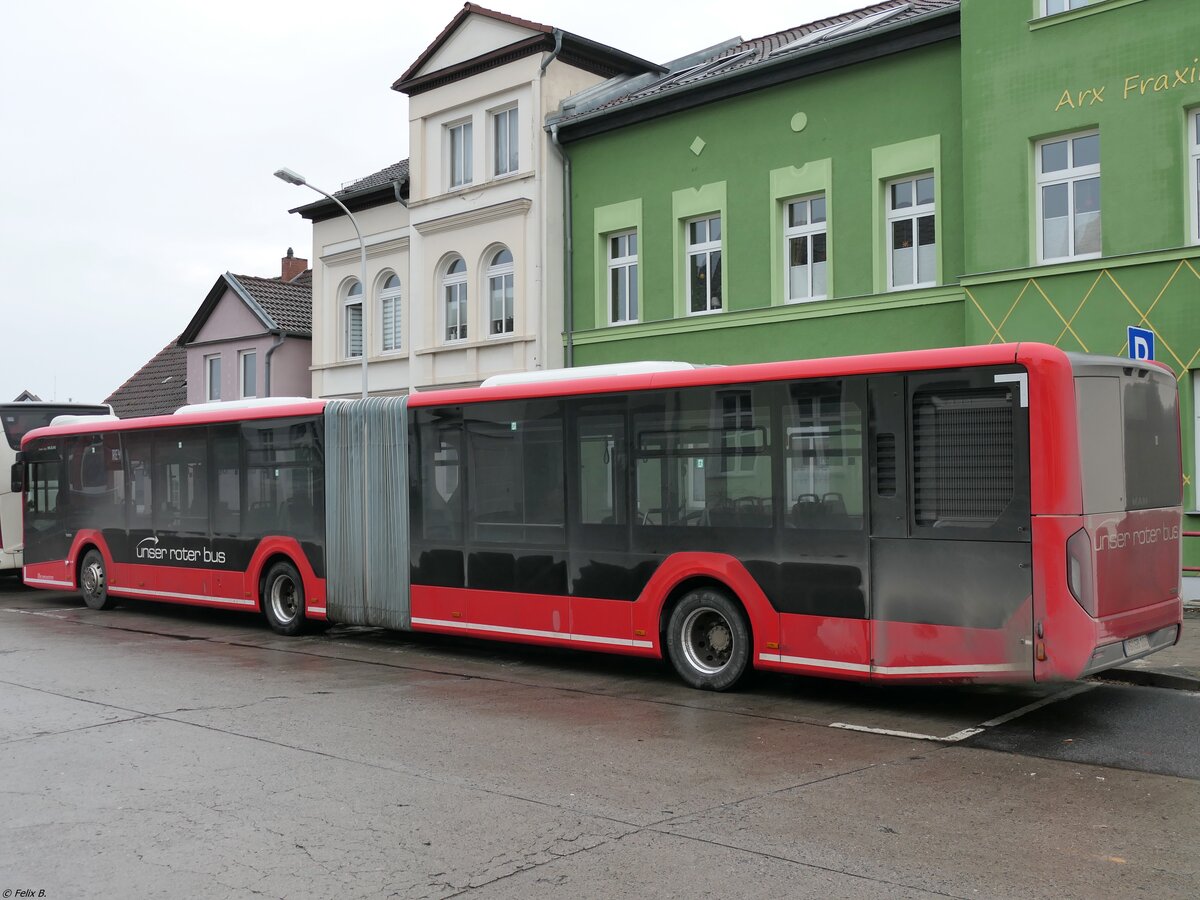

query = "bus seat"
[822,492,847,519]
[791,493,820,528]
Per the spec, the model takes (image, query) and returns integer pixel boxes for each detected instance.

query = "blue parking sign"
[1128,326,1155,361]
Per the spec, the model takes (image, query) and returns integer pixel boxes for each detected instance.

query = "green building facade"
[553,0,1200,583]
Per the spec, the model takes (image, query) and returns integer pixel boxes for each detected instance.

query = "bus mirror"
[10,462,24,494]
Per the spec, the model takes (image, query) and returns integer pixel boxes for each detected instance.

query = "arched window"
[344,280,363,359]
[380,273,402,352]
[487,248,514,336]
[443,257,468,342]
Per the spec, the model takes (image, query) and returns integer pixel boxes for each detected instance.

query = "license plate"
[1123,635,1151,657]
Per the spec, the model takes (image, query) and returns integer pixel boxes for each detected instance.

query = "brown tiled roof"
[230,271,312,336]
[104,338,188,419]
[554,1,958,127]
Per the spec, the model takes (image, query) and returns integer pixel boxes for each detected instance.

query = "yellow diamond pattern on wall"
[966,258,1200,381]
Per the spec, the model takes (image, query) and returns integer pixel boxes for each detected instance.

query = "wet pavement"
[1,580,1198,899]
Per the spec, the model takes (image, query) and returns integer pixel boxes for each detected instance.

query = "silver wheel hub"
[270,577,298,624]
[82,562,104,596]
[681,606,735,675]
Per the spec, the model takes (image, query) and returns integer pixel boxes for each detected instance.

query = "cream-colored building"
[295,4,657,397]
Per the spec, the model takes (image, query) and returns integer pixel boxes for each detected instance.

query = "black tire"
[665,588,751,691]
[79,549,114,611]
[262,561,306,636]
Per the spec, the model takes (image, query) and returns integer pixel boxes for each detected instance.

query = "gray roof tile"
[556,1,958,124]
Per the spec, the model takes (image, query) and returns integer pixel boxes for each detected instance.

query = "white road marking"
[978,682,1098,728]
[830,682,1098,743]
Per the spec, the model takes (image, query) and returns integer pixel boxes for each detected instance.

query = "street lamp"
[274,168,369,401]
[276,167,372,621]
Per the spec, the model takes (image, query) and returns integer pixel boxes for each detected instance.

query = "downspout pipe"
[543,32,571,368]
[262,332,286,396]
[550,122,573,368]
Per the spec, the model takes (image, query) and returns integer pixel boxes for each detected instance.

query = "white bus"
[2,402,110,573]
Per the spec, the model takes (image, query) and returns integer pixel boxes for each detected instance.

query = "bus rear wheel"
[79,549,114,611]
[666,588,750,691]
[263,561,306,636]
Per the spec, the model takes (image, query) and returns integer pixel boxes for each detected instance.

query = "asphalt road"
[1,580,1197,899]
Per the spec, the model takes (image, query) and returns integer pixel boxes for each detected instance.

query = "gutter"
[263,333,286,396]
[549,122,573,368]
[541,31,566,370]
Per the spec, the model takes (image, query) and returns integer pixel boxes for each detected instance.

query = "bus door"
[567,397,636,644]
[23,443,70,578]
[776,378,871,675]
[867,368,1033,681]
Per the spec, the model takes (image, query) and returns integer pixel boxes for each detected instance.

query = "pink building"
[179,250,313,404]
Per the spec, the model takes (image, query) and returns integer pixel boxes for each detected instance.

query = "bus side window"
[576,408,626,526]
[784,381,864,531]
[125,434,153,530]
[414,408,464,543]
[211,426,241,535]
[153,429,207,533]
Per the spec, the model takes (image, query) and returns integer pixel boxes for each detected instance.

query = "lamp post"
[274,168,369,400]
[275,167,371,620]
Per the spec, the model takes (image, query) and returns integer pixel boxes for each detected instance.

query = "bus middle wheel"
[666,588,750,691]
[263,560,306,636]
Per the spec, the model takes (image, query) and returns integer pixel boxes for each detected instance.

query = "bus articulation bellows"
[19,344,1183,690]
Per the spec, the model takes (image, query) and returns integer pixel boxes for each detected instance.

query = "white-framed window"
[344,280,363,359]
[785,194,828,302]
[1189,109,1200,245]
[205,354,221,402]
[1042,0,1091,15]
[239,350,257,399]
[1037,130,1100,263]
[443,257,468,342]
[448,119,473,188]
[608,231,639,325]
[380,273,402,352]
[486,248,514,336]
[492,106,518,177]
[887,174,936,290]
[687,214,722,314]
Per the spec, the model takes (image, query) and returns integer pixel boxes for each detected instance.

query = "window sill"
[1029,0,1147,31]
[1038,252,1102,266]
[415,334,535,356]
[685,307,725,317]
[608,320,641,327]
[886,282,937,294]
[410,171,534,209]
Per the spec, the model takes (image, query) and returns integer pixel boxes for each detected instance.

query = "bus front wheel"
[79,549,114,611]
[665,588,750,691]
[263,561,306,636]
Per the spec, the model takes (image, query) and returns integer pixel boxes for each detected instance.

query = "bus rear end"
[1036,355,1183,680]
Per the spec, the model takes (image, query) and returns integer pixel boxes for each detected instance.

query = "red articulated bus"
[19,344,1183,690]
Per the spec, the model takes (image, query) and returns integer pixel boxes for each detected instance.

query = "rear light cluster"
[1066,528,1096,616]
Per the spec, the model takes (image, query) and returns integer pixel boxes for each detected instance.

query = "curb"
[1092,667,1200,692]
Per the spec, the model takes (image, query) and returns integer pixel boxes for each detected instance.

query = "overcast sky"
[0,0,867,405]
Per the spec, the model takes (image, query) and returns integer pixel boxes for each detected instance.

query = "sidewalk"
[1095,607,1200,692]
